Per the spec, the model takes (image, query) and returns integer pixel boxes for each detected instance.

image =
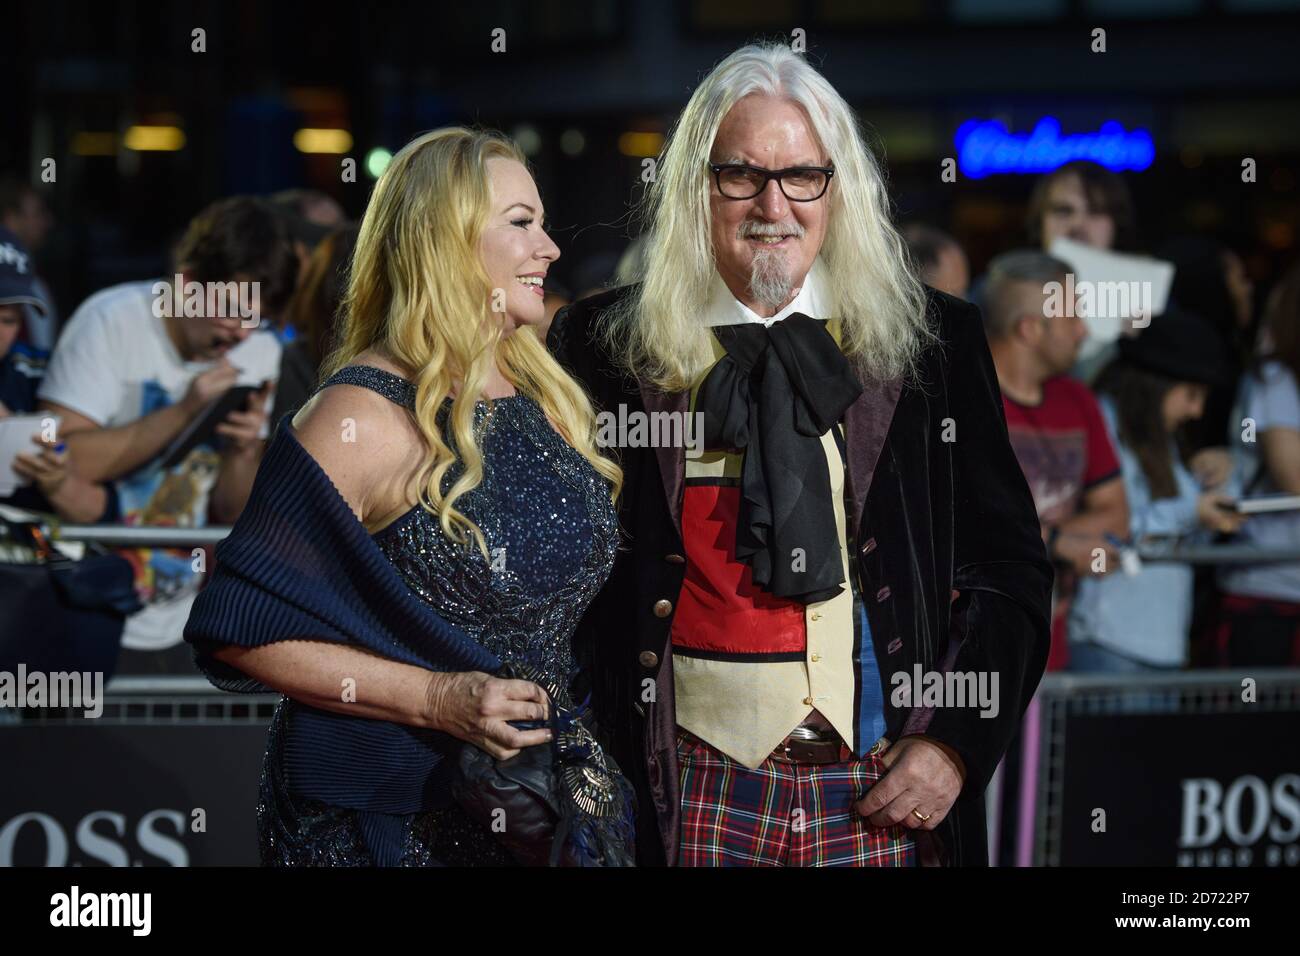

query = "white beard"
[748,248,794,313]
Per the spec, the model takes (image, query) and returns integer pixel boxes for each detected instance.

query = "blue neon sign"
[954,117,1155,178]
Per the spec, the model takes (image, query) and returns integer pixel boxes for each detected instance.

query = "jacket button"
[653,599,674,618]
[639,650,659,668]
[876,585,891,602]
[860,537,877,556]
[664,553,686,564]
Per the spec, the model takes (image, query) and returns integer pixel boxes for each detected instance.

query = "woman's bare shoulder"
[289,365,424,521]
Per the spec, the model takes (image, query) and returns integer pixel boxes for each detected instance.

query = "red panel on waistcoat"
[671,484,806,654]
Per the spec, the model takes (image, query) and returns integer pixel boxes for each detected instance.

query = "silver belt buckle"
[787,724,829,742]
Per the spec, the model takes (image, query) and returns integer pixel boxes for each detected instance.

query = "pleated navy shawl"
[184,421,500,820]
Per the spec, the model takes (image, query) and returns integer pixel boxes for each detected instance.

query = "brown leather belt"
[769,727,851,765]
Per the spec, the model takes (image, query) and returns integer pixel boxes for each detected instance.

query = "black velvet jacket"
[548,284,1052,866]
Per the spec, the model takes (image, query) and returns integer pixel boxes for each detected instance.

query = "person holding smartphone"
[35,197,294,670]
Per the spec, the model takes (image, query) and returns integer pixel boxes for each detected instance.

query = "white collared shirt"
[702,258,831,328]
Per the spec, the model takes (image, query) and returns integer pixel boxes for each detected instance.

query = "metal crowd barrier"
[0,675,277,866]
[23,675,280,724]
[46,525,234,546]
[10,524,1297,867]
[1137,542,1300,565]
[1017,669,1300,867]
[11,668,1297,867]
[43,523,1300,564]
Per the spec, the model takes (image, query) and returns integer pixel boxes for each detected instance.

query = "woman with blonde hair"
[184,128,630,866]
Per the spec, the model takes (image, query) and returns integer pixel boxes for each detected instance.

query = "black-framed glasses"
[708,163,835,202]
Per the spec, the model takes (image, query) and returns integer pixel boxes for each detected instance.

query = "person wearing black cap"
[1157,236,1255,459]
[0,226,112,521]
[0,177,57,350]
[1068,308,1246,672]
[0,227,48,414]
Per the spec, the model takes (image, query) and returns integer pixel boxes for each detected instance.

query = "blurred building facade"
[3,0,1299,317]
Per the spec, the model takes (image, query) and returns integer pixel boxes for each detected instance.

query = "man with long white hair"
[550,43,1051,867]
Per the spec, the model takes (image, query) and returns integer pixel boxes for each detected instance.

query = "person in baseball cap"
[0,226,48,413]
[0,225,48,319]
[0,226,113,522]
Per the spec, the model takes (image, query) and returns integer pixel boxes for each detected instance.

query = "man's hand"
[182,359,240,416]
[854,735,965,831]
[214,381,272,456]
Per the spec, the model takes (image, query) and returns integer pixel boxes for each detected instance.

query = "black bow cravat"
[695,312,863,605]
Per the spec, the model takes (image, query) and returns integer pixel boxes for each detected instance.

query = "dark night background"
[3,0,1299,321]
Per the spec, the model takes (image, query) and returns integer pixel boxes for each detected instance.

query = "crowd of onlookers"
[0,184,349,672]
[1,158,1298,675]
[905,161,1300,673]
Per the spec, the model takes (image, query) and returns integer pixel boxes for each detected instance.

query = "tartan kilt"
[676,729,917,867]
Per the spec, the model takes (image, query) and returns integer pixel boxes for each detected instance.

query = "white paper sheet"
[1048,237,1176,363]
[0,414,61,496]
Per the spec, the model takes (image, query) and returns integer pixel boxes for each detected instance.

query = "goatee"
[748,248,794,313]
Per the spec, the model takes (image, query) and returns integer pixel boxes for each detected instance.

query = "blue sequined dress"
[258,365,618,866]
